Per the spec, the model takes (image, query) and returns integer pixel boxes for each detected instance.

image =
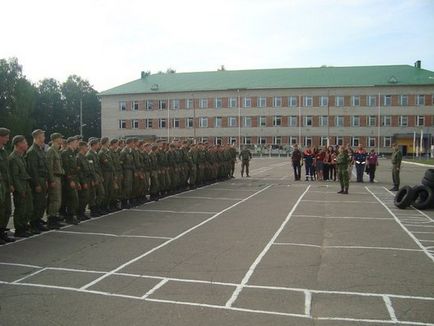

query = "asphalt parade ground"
[0,158,433,326]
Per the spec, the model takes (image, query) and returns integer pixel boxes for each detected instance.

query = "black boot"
[29,221,42,234]
[65,216,79,225]
[0,229,15,243]
[47,216,60,230]
[343,187,349,194]
[14,228,32,238]
[338,188,344,194]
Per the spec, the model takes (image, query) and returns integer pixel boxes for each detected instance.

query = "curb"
[403,160,434,168]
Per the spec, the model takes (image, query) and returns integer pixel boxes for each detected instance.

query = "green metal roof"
[99,65,434,96]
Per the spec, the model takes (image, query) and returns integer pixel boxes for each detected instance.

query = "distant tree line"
[0,57,101,145]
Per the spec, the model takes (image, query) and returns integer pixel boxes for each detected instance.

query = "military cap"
[0,128,10,137]
[12,135,26,146]
[110,138,118,145]
[89,138,99,146]
[101,137,109,145]
[50,132,63,141]
[132,137,139,142]
[78,141,88,147]
[125,138,134,144]
[32,129,45,138]
[75,135,83,140]
[66,137,76,144]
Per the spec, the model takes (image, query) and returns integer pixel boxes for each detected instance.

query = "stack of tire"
[394,169,434,210]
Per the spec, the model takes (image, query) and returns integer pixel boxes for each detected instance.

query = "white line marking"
[11,268,47,283]
[0,262,42,269]
[366,186,434,264]
[129,209,217,214]
[141,279,169,299]
[316,316,434,326]
[383,295,398,322]
[172,196,243,201]
[225,185,311,307]
[412,231,434,234]
[55,230,172,240]
[79,185,273,291]
[308,190,370,195]
[205,188,256,192]
[301,200,378,204]
[304,290,312,317]
[273,242,423,252]
[293,214,393,221]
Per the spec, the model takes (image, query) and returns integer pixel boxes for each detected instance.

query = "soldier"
[390,143,402,191]
[87,138,106,214]
[76,141,92,220]
[336,147,350,194]
[131,138,143,205]
[141,142,151,201]
[188,144,198,188]
[109,139,122,210]
[46,133,65,229]
[291,144,302,181]
[99,137,115,211]
[9,136,34,236]
[119,138,135,208]
[0,128,14,243]
[239,145,252,177]
[61,137,80,225]
[148,144,160,201]
[25,129,49,232]
[228,144,237,178]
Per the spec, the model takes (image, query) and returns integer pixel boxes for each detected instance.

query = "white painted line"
[273,242,423,252]
[317,316,434,326]
[403,160,434,168]
[79,184,273,291]
[308,190,370,195]
[366,186,434,264]
[55,230,172,240]
[141,279,169,299]
[301,199,378,204]
[0,262,42,269]
[225,185,311,307]
[172,196,243,201]
[293,214,393,221]
[304,290,312,317]
[129,208,218,214]
[383,295,398,322]
[11,268,47,284]
[45,267,106,274]
[205,188,256,192]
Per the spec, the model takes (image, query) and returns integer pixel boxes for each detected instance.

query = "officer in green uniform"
[336,147,350,194]
[9,135,34,236]
[131,138,143,205]
[61,137,80,225]
[120,138,135,208]
[390,143,402,191]
[25,129,49,232]
[141,143,151,201]
[239,145,252,177]
[0,128,14,243]
[149,144,160,201]
[188,144,199,188]
[87,138,106,214]
[77,141,92,220]
[228,144,237,178]
[46,133,65,229]
[99,137,115,211]
[109,139,122,209]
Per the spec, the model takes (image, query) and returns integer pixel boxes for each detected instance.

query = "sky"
[1,0,433,92]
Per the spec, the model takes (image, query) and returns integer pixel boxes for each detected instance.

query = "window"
[243,116,252,127]
[383,115,391,126]
[417,95,425,106]
[259,116,267,127]
[229,97,237,108]
[319,116,328,127]
[258,137,267,145]
[199,98,208,109]
[159,100,167,110]
[288,115,297,127]
[352,96,360,107]
[289,136,297,145]
[368,115,377,126]
[229,136,237,145]
[159,119,166,128]
[171,99,180,110]
[320,137,328,147]
[273,96,282,108]
[200,137,208,144]
[352,137,359,147]
[335,96,344,107]
[132,101,139,111]
[304,137,312,147]
[243,97,252,108]
[400,95,408,106]
[384,137,392,147]
[273,116,282,127]
[257,96,266,108]
[288,96,297,107]
[199,117,208,128]
[215,97,222,109]
[336,136,343,146]
[215,116,222,128]
[399,115,408,127]
[320,96,328,107]
[215,137,222,145]
[186,99,193,109]
[352,116,360,127]
[383,95,392,106]
[273,136,282,145]
[172,118,180,128]
[335,116,344,127]
[119,119,127,129]
[119,101,127,111]
[145,119,152,128]
[368,95,377,107]
[132,119,139,129]
[228,116,237,127]
[243,137,252,145]
[304,96,313,107]
[368,137,376,148]
[186,117,194,128]
[304,116,313,127]
[146,100,153,110]
[417,115,425,126]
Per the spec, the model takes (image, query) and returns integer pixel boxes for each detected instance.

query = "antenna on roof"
[414,60,421,69]
[141,71,150,79]
[218,65,226,71]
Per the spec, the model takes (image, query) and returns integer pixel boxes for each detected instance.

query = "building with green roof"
[100,61,434,154]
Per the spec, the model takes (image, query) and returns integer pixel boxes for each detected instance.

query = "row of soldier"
[0,128,238,243]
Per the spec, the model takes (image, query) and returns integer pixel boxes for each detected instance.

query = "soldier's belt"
[355,161,366,164]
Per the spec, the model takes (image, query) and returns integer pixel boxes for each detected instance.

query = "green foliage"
[0,57,101,140]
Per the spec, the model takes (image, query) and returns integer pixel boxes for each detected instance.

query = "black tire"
[394,186,414,209]
[422,176,434,190]
[424,169,434,181]
[411,185,434,210]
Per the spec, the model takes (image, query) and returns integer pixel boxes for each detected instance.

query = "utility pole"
[80,98,83,137]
